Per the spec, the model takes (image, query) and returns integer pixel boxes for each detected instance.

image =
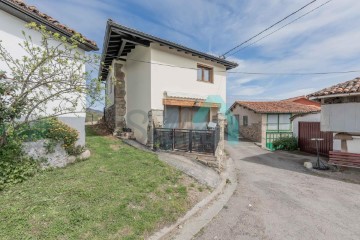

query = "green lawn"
[0,126,197,239]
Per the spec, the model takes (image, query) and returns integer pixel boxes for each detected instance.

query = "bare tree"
[0,23,102,146]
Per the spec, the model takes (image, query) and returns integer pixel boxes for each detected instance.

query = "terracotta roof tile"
[233,101,320,114]
[308,77,360,98]
[281,95,321,107]
[4,0,97,49]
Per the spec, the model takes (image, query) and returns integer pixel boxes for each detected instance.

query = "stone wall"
[23,139,71,169]
[147,109,164,147]
[240,122,261,142]
[215,113,226,171]
[23,139,91,169]
[113,62,126,133]
[104,62,127,134]
[104,104,115,131]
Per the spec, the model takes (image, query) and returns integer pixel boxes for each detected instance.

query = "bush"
[18,118,80,155]
[0,118,81,190]
[272,136,298,151]
[0,132,40,190]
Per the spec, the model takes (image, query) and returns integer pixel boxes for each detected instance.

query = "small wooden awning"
[163,98,220,108]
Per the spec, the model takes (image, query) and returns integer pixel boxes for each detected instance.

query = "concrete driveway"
[195,139,360,240]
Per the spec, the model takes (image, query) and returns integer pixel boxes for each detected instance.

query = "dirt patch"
[110,144,121,151]
[109,226,133,240]
[179,174,212,207]
[89,123,112,136]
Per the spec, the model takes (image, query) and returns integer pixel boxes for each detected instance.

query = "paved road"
[196,140,360,240]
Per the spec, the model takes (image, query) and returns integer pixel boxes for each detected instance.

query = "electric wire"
[221,0,317,57]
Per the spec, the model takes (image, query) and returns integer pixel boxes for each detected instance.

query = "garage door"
[298,122,333,157]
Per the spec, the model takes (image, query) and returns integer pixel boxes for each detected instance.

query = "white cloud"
[24,0,360,106]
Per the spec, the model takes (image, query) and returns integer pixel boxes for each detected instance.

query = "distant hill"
[86,108,103,122]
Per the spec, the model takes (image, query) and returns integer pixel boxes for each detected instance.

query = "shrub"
[44,119,79,154]
[0,119,81,190]
[272,136,298,151]
[0,132,40,190]
[18,118,80,155]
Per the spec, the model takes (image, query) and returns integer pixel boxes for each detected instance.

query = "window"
[243,116,248,126]
[197,64,213,83]
[279,114,291,130]
[267,114,278,131]
[267,114,291,131]
[164,106,210,130]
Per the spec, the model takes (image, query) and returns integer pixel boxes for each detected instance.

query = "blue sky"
[26,0,360,108]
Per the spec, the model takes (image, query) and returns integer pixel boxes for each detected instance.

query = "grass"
[0,126,193,239]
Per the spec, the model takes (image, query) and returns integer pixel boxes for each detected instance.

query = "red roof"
[282,96,321,107]
[232,101,320,114]
[308,77,360,98]
[2,0,98,50]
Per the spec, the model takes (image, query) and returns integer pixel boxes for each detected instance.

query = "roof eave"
[107,21,238,69]
[309,92,360,100]
[0,0,98,51]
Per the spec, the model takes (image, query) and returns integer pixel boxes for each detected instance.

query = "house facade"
[0,0,98,145]
[308,77,360,155]
[100,20,237,157]
[228,100,320,150]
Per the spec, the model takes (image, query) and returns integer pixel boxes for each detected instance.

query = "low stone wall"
[23,139,71,168]
[240,123,261,142]
[23,139,90,169]
[104,104,115,131]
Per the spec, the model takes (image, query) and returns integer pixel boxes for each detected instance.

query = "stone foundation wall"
[240,123,261,142]
[104,104,115,131]
[215,113,226,171]
[147,109,164,147]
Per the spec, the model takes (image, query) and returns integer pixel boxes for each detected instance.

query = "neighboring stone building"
[99,20,238,164]
[0,0,98,145]
[308,77,360,160]
[228,99,320,150]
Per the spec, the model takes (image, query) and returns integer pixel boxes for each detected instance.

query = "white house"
[100,20,237,157]
[308,77,360,166]
[0,0,98,145]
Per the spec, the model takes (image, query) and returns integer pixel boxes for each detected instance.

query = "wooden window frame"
[197,64,214,83]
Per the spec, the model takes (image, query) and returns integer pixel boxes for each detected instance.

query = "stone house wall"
[240,122,261,142]
[104,104,115,131]
[104,62,126,134]
[230,104,262,142]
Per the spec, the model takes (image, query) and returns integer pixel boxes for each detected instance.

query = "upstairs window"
[197,64,213,83]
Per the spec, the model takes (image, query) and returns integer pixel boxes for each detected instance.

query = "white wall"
[333,135,360,154]
[0,9,87,145]
[150,43,227,110]
[125,45,151,144]
[230,105,262,126]
[292,112,321,138]
[320,102,360,154]
[321,103,360,133]
[261,114,267,148]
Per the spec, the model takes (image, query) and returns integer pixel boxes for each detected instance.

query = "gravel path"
[195,140,360,240]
